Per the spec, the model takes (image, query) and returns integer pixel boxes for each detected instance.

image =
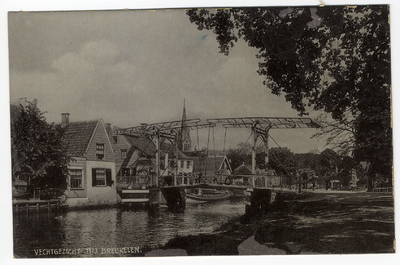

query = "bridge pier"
[161,187,186,212]
[149,188,166,208]
[245,188,273,215]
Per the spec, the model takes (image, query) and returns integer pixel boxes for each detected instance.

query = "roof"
[161,143,189,159]
[134,159,154,168]
[63,120,99,156]
[192,156,226,175]
[233,163,252,175]
[124,135,156,157]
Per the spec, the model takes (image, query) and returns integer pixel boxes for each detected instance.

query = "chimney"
[61,113,70,128]
[105,123,113,141]
[112,126,118,143]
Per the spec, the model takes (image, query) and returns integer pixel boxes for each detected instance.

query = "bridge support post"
[245,188,272,215]
[149,188,166,208]
[161,187,186,212]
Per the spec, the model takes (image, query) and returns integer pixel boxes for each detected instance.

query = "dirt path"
[161,191,395,255]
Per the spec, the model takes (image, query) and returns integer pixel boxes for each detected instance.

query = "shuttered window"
[92,168,113,187]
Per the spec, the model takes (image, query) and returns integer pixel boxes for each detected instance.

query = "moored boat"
[185,188,230,202]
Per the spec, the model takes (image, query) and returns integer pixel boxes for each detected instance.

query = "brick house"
[62,114,117,207]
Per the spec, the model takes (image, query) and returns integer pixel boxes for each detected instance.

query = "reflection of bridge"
[114,116,319,212]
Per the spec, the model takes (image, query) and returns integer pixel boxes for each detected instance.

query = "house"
[230,163,253,186]
[112,133,156,189]
[159,144,196,186]
[62,113,117,207]
[188,154,232,183]
[228,163,279,187]
[112,133,196,187]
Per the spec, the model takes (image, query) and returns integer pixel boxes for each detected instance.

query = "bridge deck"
[161,183,298,194]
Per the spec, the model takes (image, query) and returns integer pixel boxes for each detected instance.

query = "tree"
[226,142,264,170]
[268,147,296,184]
[11,99,71,197]
[187,6,392,186]
[226,142,251,170]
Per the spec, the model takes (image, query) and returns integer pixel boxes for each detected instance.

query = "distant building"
[178,100,192,152]
[62,114,117,207]
[111,131,196,187]
[111,133,156,188]
[227,163,279,187]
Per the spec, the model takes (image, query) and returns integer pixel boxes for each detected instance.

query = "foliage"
[187,6,392,183]
[226,142,257,170]
[295,149,358,187]
[268,147,296,177]
[11,99,71,194]
[226,142,297,180]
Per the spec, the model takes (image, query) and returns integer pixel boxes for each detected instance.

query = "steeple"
[180,99,191,152]
[182,99,187,121]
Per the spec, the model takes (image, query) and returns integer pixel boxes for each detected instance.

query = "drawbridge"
[114,116,319,211]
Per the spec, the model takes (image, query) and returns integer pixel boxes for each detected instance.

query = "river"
[13,198,245,258]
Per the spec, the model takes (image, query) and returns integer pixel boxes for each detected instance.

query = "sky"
[7,7,327,154]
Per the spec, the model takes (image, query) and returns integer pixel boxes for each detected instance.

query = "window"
[121,149,127,159]
[95,168,106,186]
[96,144,104,160]
[186,161,191,169]
[92,168,112,187]
[180,160,184,169]
[70,169,83,189]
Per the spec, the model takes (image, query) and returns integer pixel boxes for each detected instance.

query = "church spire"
[182,99,187,121]
[180,99,191,152]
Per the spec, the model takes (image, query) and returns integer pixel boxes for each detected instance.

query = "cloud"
[9,9,325,154]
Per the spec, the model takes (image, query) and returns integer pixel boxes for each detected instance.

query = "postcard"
[5,1,396,263]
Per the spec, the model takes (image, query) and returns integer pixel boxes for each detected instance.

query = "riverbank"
[154,191,395,256]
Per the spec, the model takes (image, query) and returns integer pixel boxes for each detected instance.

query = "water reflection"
[13,198,244,258]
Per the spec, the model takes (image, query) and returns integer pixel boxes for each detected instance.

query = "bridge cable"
[196,122,200,151]
[268,134,297,184]
[212,126,217,175]
[223,127,227,156]
[204,125,211,179]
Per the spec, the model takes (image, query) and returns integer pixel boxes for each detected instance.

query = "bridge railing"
[116,175,151,189]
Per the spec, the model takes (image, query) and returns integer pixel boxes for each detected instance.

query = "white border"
[1,1,398,265]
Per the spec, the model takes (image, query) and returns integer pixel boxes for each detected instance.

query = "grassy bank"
[158,191,395,255]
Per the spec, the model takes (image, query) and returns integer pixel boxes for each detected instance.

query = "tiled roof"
[233,163,252,175]
[124,135,156,157]
[63,120,99,156]
[161,143,189,159]
[192,156,226,175]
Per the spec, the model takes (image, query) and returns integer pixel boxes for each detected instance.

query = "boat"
[117,177,151,207]
[119,187,150,205]
[185,188,230,202]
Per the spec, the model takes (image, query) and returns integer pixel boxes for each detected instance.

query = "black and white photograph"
[2,0,398,263]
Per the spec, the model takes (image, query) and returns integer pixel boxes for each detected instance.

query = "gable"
[85,120,115,161]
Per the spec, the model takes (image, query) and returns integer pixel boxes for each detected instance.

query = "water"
[13,198,245,258]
